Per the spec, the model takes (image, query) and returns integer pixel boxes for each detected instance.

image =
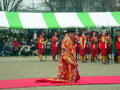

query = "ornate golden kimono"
[39,34,80,83]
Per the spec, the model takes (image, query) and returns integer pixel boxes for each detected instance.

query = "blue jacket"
[2,46,11,52]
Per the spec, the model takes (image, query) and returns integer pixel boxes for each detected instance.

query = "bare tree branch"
[43,0,54,12]
[69,0,84,12]
[0,1,2,10]
[10,0,23,11]
[11,0,16,10]
[1,0,23,11]
[6,0,10,10]
[3,0,6,10]
[57,0,66,12]
[41,0,120,12]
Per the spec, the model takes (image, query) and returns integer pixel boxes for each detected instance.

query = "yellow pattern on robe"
[39,34,80,83]
[80,37,83,48]
[39,38,42,43]
[118,38,120,42]
[101,37,107,43]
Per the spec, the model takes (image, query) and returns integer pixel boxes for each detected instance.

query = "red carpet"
[0,76,120,89]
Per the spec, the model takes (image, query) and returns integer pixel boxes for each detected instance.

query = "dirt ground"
[0,56,120,90]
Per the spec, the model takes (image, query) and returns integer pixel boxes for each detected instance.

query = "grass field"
[0,56,120,90]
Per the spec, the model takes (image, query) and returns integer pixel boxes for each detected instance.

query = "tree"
[0,0,23,12]
[42,0,84,12]
[70,0,84,12]
[0,2,2,11]
[56,0,66,12]
[41,0,67,12]
[96,0,108,11]
[96,0,120,11]
[41,0,120,12]
[113,0,120,11]
[42,0,54,12]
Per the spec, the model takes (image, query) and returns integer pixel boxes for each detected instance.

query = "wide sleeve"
[38,37,42,44]
[91,37,94,44]
[118,37,120,42]
[51,36,56,42]
[62,38,76,66]
[80,36,83,48]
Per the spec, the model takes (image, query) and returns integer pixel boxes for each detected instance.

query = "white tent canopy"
[0,11,120,29]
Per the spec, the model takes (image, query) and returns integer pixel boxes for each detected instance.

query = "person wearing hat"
[99,30,108,64]
[116,30,120,63]
[73,31,80,59]
[85,32,91,60]
[79,30,87,63]
[95,32,99,58]
[112,28,119,63]
[107,33,112,60]
[37,32,48,61]
[90,31,98,62]
[51,32,59,61]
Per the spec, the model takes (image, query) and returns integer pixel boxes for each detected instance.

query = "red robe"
[116,35,120,56]
[73,35,79,55]
[90,36,98,57]
[107,36,112,54]
[51,35,58,56]
[38,34,80,83]
[37,35,45,54]
[85,36,89,54]
[79,34,87,56]
[100,34,107,55]
[96,36,99,54]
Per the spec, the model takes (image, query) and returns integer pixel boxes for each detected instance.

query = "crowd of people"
[0,33,38,56]
[0,28,120,65]
[37,28,120,65]
[1,28,119,83]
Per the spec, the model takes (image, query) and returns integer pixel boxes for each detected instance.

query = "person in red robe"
[79,30,87,63]
[100,30,108,64]
[107,33,112,60]
[51,32,59,61]
[37,32,48,61]
[37,28,80,83]
[95,32,99,59]
[90,31,98,62]
[116,30,120,63]
[85,33,90,60]
[73,31,79,59]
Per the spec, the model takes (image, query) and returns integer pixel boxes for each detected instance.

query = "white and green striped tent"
[0,11,120,29]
